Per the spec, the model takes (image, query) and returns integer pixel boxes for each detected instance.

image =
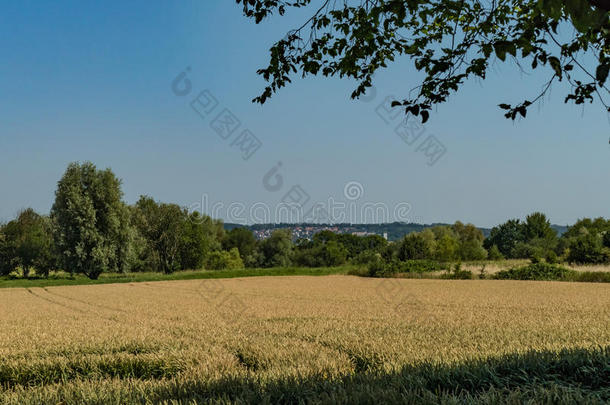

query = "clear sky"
[1,1,608,228]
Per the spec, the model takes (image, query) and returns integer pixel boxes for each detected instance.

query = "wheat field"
[1,275,609,404]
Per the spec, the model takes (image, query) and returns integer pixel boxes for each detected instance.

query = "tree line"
[1,162,609,279]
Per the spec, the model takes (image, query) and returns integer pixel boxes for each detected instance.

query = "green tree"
[0,226,9,276]
[562,217,610,239]
[112,201,136,274]
[337,233,388,259]
[292,240,320,267]
[523,212,557,242]
[222,227,259,267]
[520,212,559,259]
[398,232,433,260]
[312,230,338,244]
[452,221,487,260]
[51,162,132,279]
[321,240,348,266]
[452,221,484,243]
[434,232,459,262]
[0,209,55,278]
[180,212,223,270]
[206,248,244,270]
[458,239,488,261]
[128,216,151,273]
[259,229,293,267]
[488,245,504,261]
[485,219,526,258]
[567,230,607,264]
[237,0,610,122]
[132,202,223,273]
[559,217,610,258]
[360,234,388,252]
[131,196,186,274]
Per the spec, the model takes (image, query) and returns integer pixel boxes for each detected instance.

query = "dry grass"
[567,263,610,272]
[462,260,610,274]
[1,276,609,403]
[462,259,528,274]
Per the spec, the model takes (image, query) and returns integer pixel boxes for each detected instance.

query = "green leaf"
[493,41,516,62]
[596,64,609,85]
[421,110,430,123]
[548,57,562,78]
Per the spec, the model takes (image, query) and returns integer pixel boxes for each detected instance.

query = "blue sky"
[1,1,608,228]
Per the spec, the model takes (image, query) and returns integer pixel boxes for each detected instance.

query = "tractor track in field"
[25,288,129,325]
[26,288,89,315]
[42,287,129,314]
[39,284,242,345]
[25,287,212,345]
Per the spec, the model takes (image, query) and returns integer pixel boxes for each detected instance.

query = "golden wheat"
[0,275,608,403]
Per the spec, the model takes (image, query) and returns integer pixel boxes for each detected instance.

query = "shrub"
[398,233,433,260]
[567,233,607,264]
[206,248,244,270]
[441,262,474,279]
[353,251,381,265]
[292,248,320,267]
[478,264,487,279]
[366,258,445,277]
[495,263,575,281]
[396,260,445,273]
[346,267,370,277]
[487,245,504,261]
[545,250,559,264]
[366,258,389,277]
[321,240,348,266]
[528,246,545,263]
[564,271,610,283]
[222,227,257,266]
[293,240,348,268]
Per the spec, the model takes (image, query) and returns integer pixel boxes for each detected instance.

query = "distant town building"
[351,231,375,237]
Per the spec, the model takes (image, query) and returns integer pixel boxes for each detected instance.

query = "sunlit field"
[1,275,609,404]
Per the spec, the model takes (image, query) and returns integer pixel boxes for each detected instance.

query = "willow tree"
[51,162,132,279]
